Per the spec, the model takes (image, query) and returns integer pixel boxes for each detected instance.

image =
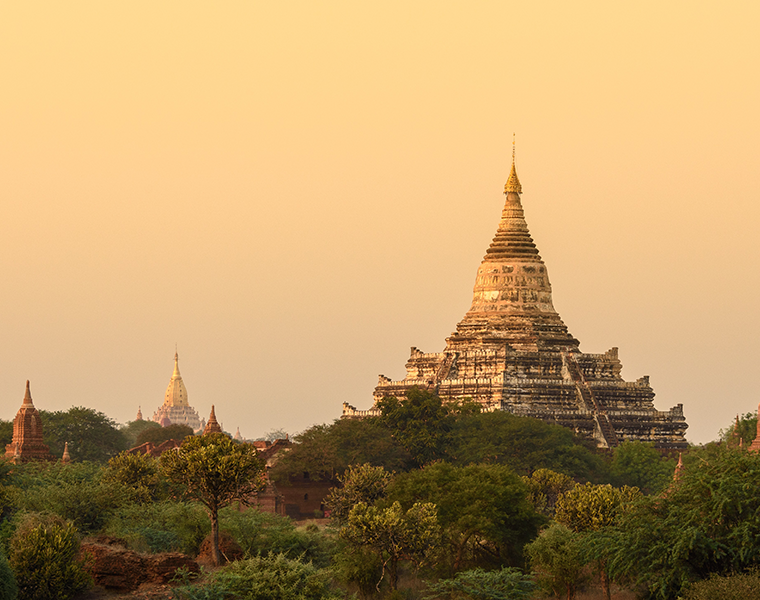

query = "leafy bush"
[8,462,132,533]
[681,570,760,600]
[8,513,90,600]
[219,508,333,567]
[174,554,338,600]
[104,501,209,554]
[102,451,162,502]
[331,543,383,599]
[0,551,17,600]
[424,567,535,600]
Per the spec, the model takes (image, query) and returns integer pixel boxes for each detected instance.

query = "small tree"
[161,433,266,565]
[325,463,392,523]
[521,468,576,518]
[525,523,587,600]
[555,483,641,600]
[341,500,440,591]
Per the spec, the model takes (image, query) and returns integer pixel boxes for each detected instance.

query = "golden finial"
[504,133,522,194]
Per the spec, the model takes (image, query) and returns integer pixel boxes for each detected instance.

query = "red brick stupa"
[203,405,223,435]
[5,381,53,463]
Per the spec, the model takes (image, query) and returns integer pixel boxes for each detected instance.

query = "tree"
[341,500,440,591]
[596,445,760,600]
[136,423,194,446]
[325,463,392,523]
[102,451,162,502]
[389,462,543,570]
[555,482,641,600]
[161,433,266,566]
[120,419,162,448]
[719,412,757,447]
[448,410,605,480]
[525,523,588,600]
[521,468,576,518]
[554,483,641,533]
[40,407,127,463]
[270,418,413,483]
[376,387,458,466]
[609,441,675,495]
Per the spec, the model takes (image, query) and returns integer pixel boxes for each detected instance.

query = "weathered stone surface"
[80,540,199,590]
[345,158,688,449]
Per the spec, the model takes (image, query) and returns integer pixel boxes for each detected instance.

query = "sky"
[0,2,758,444]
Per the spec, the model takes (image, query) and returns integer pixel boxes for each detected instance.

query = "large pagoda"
[152,352,202,432]
[344,149,688,449]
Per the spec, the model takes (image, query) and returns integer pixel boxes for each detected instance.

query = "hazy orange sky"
[1,2,758,444]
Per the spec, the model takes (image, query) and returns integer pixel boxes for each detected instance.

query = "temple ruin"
[5,381,53,462]
[344,151,688,450]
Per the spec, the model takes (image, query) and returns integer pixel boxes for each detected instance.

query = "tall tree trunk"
[210,508,221,566]
[389,557,398,591]
[600,563,611,600]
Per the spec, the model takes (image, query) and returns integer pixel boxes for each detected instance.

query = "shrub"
[217,554,336,600]
[174,554,338,600]
[219,508,333,567]
[8,513,90,600]
[0,552,17,600]
[681,570,760,600]
[104,501,209,555]
[424,567,535,600]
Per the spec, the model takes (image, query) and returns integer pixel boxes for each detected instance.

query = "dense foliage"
[9,513,91,600]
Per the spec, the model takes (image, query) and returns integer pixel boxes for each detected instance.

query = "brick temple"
[344,151,688,449]
[5,381,53,462]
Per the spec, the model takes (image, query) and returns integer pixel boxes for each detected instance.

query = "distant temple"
[5,381,53,462]
[344,148,688,450]
[152,352,202,432]
[203,405,223,435]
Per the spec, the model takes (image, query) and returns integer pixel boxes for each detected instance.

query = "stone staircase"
[565,351,619,448]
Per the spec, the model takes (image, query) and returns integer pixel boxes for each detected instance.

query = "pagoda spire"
[203,405,223,435]
[504,134,522,194]
[22,380,33,406]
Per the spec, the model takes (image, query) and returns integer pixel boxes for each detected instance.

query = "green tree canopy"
[102,451,162,503]
[120,419,162,448]
[609,441,676,495]
[555,482,641,533]
[521,468,576,518]
[525,523,588,600]
[136,423,194,446]
[376,387,472,466]
[341,500,440,591]
[40,407,127,463]
[596,445,760,599]
[161,433,266,566]
[270,417,413,483]
[388,462,543,570]
[448,410,605,480]
[325,463,392,523]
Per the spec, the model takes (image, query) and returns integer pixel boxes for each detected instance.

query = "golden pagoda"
[152,352,202,431]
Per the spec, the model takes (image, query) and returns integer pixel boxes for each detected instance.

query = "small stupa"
[5,381,53,463]
[203,405,223,435]
[61,442,72,464]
